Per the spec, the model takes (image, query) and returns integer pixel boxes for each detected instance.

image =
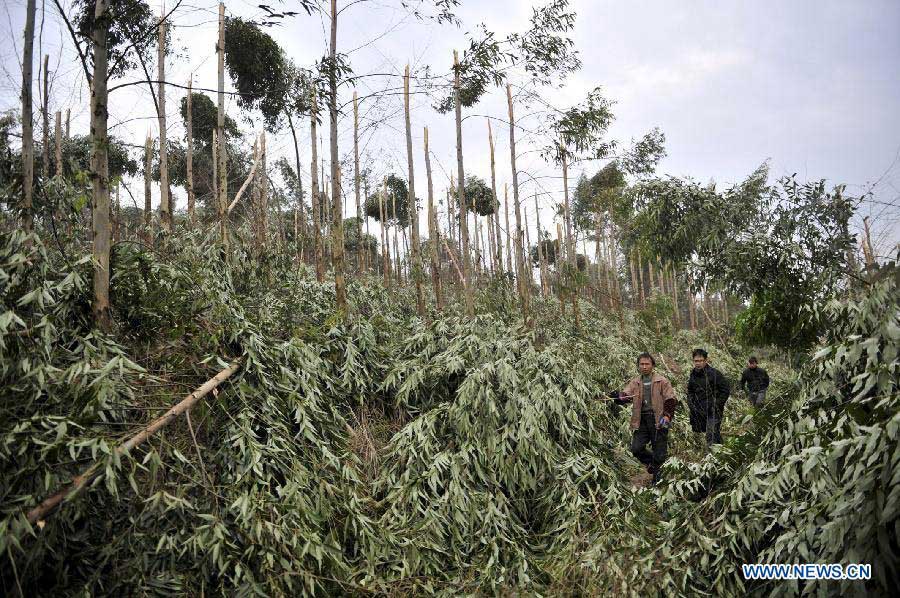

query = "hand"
[658,415,670,429]
[607,390,620,399]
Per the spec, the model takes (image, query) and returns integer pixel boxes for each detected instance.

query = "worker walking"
[686,348,730,448]
[613,352,678,485]
[740,356,770,407]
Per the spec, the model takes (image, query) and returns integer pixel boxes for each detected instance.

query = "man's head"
[692,348,708,371]
[748,356,758,369]
[636,352,655,376]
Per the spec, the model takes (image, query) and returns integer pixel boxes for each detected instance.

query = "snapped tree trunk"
[404,64,424,316]
[185,78,195,226]
[157,13,171,231]
[54,111,62,176]
[42,54,50,182]
[21,0,36,234]
[144,135,152,241]
[488,121,503,276]
[506,84,529,319]
[453,51,474,316]
[90,0,112,331]
[424,126,442,311]
[329,0,347,313]
[310,90,324,282]
[216,2,228,249]
[353,91,362,273]
[379,178,390,287]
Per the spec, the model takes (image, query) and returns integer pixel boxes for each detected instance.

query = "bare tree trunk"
[403,64,424,316]
[353,91,362,273]
[143,135,152,241]
[285,113,305,254]
[506,85,529,319]
[21,0,36,234]
[114,183,121,243]
[259,131,268,250]
[447,179,456,244]
[185,78,195,226]
[629,252,639,309]
[157,13,171,231]
[54,111,62,176]
[391,190,401,286]
[424,126,442,311]
[328,0,346,313]
[487,121,503,276]
[504,184,512,275]
[453,52,474,315]
[42,55,50,183]
[310,90,324,282]
[594,211,602,306]
[90,0,112,331]
[64,108,70,139]
[216,2,228,249]
[535,196,548,296]
[364,178,370,272]
[379,178,390,286]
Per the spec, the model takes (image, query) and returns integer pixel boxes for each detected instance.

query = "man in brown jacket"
[615,352,678,485]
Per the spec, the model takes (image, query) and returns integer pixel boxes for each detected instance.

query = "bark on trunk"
[329,0,347,313]
[216,2,228,248]
[259,131,268,250]
[91,0,112,331]
[379,179,390,286]
[144,135,152,240]
[453,51,474,315]
[157,13,171,231]
[424,126,442,311]
[488,121,503,275]
[42,54,50,182]
[185,79,195,226]
[21,0,36,234]
[310,90,324,282]
[504,184,512,275]
[353,91,362,273]
[506,85,528,318]
[54,111,62,176]
[404,65,424,316]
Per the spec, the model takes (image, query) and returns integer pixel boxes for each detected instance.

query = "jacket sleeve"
[716,369,731,405]
[662,378,677,419]
[739,369,748,392]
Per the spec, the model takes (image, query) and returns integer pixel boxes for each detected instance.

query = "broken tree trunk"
[157,12,171,231]
[26,359,242,525]
[216,2,228,249]
[310,90,324,282]
[21,0,36,234]
[42,54,50,182]
[404,64,424,316]
[453,51,474,316]
[507,85,529,319]
[424,126,443,311]
[90,0,112,331]
[186,78,195,226]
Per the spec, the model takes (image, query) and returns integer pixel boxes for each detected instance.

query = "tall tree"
[21,0,36,234]
[404,64,425,316]
[90,0,112,330]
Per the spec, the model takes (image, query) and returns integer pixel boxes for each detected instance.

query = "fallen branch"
[26,359,243,525]
[227,138,260,215]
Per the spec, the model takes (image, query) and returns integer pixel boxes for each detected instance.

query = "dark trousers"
[631,411,668,473]
[706,415,723,447]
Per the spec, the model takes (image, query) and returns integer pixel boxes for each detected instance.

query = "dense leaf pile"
[1,229,896,596]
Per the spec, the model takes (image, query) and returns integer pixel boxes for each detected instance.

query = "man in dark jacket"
[613,352,677,485]
[686,348,730,447]
[740,356,770,407]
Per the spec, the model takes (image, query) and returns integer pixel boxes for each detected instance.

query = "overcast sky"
[2,0,898,256]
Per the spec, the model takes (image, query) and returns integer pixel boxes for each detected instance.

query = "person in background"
[740,356,770,407]
[613,352,677,485]
[686,348,730,448]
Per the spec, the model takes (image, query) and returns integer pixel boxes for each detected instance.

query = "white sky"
[2,0,898,258]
